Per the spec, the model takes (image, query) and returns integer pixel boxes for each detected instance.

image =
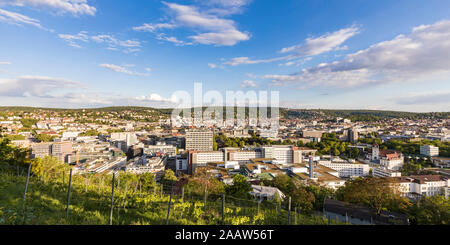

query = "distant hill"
[0,106,448,121]
[283,109,450,121]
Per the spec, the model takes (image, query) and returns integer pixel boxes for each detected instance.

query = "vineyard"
[0,165,343,225]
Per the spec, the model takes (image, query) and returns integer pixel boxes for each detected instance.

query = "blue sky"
[0,0,449,112]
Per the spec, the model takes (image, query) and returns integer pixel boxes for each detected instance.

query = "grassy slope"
[0,171,339,225]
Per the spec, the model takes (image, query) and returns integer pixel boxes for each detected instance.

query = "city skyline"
[0,0,450,112]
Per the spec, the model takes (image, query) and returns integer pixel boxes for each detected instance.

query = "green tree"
[139,172,156,191]
[35,134,56,142]
[269,175,293,194]
[0,138,30,169]
[336,177,411,215]
[20,118,38,128]
[349,148,360,159]
[80,129,100,137]
[408,195,450,225]
[161,169,177,186]
[225,174,252,199]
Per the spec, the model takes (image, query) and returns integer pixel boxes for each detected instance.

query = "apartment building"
[348,128,359,143]
[185,130,213,151]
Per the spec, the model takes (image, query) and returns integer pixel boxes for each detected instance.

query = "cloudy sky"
[0,0,449,112]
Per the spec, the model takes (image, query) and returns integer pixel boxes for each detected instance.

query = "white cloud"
[58,31,89,48]
[189,29,249,46]
[100,64,150,76]
[136,93,178,103]
[0,61,11,65]
[200,0,252,16]
[91,34,141,50]
[58,32,142,52]
[0,75,84,97]
[241,80,257,88]
[279,62,295,67]
[280,27,359,55]
[0,0,96,16]
[0,8,45,29]
[133,1,250,46]
[266,20,450,89]
[202,0,252,9]
[224,56,289,66]
[156,33,192,46]
[208,63,217,68]
[221,27,358,67]
[133,22,176,32]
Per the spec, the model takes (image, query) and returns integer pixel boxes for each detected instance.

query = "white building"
[217,161,240,170]
[318,160,370,178]
[262,145,316,164]
[144,143,177,157]
[373,167,402,178]
[372,145,404,171]
[420,145,439,157]
[392,175,449,197]
[191,151,225,165]
[62,132,80,140]
[227,149,263,163]
[125,156,165,174]
[89,157,127,173]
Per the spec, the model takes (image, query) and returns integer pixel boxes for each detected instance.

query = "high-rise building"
[348,128,359,143]
[420,145,439,157]
[185,130,213,152]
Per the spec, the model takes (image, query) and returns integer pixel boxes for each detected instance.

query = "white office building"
[318,160,370,178]
[420,145,439,157]
[393,175,449,197]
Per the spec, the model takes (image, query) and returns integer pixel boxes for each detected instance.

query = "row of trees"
[214,133,361,159]
[384,139,450,157]
[214,134,289,150]
[359,137,450,158]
